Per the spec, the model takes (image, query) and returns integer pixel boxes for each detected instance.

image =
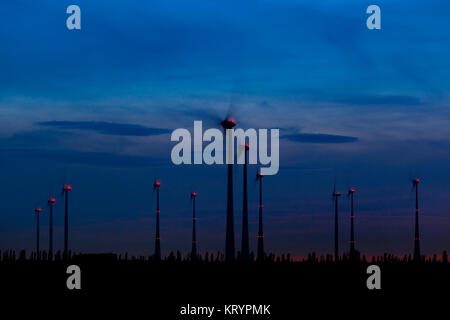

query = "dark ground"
[1,258,448,318]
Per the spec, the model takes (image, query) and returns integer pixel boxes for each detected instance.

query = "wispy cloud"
[36,121,171,137]
[282,133,358,144]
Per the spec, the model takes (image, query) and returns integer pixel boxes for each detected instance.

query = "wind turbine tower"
[348,188,356,260]
[35,207,42,259]
[413,179,421,262]
[332,188,341,262]
[241,143,250,262]
[62,184,71,260]
[256,171,265,262]
[191,192,198,261]
[154,180,161,261]
[221,118,236,262]
[48,197,56,259]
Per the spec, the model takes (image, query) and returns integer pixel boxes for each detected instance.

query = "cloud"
[0,148,164,168]
[36,121,171,137]
[282,133,358,144]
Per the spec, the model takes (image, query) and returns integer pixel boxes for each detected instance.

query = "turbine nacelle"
[35,208,42,214]
[191,192,197,199]
[221,118,236,130]
[48,198,56,205]
[348,188,356,195]
[62,184,72,192]
[412,178,420,185]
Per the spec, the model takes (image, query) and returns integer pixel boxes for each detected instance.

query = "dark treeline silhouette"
[1,249,448,264]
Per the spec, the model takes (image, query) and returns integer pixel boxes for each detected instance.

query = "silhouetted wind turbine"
[332,185,341,262]
[256,170,265,262]
[154,180,161,261]
[62,184,71,260]
[191,192,198,261]
[348,188,356,260]
[221,117,236,262]
[241,143,250,262]
[412,178,421,262]
[48,197,56,259]
[35,207,42,259]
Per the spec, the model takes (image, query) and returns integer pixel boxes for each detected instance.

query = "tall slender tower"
[221,118,236,262]
[413,179,421,262]
[241,143,250,262]
[154,181,161,261]
[62,184,71,260]
[48,197,56,259]
[35,207,42,259]
[256,171,264,262]
[191,192,198,261]
[348,188,356,260]
[332,188,341,262]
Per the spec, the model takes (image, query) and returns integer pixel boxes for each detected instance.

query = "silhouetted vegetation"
[1,248,449,264]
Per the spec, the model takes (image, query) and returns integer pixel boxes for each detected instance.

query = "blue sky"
[0,0,449,257]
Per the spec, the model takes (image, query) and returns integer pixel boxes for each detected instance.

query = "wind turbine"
[221,118,236,262]
[194,106,248,262]
[256,170,265,262]
[412,179,421,262]
[191,192,198,261]
[62,184,71,260]
[332,185,341,262]
[241,143,250,262]
[48,197,56,259]
[35,207,42,259]
[154,179,161,261]
[348,188,356,260]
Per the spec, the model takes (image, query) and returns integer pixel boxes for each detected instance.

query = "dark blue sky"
[0,0,449,257]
